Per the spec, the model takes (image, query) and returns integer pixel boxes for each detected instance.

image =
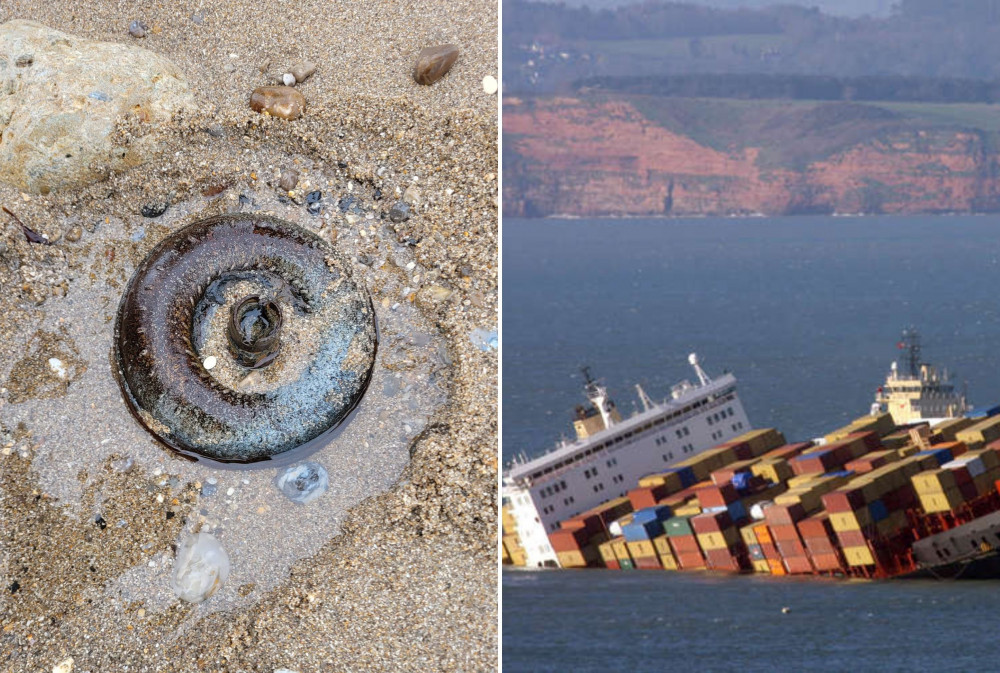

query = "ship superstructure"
[502,354,751,568]
[872,328,968,425]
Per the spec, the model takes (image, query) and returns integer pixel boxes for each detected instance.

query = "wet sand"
[0,2,497,671]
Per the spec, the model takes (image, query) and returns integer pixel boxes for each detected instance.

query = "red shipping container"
[668,534,702,556]
[835,529,869,548]
[822,488,867,514]
[883,485,917,511]
[776,537,809,559]
[697,483,739,508]
[705,547,744,572]
[847,430,882,451]
[676,551,706,570]
[604,559,621,570]
[804,536,838,556]
[797,515,836,541]
[783,555,814,575]
[711,466,752,487]
[548,528,590,553]
[760,541,782,561]
[810,552,845,572]
[770,523,802,543]
[627,485,670,511]
[691,510,734,534]
[845,454,890,474]
[762,442,814,460]
[633,555,662,570]
[765,503,808,526]
[561,514,604,537]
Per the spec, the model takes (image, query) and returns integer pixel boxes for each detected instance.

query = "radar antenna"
[689,353,712,387]
[899,328,922,378]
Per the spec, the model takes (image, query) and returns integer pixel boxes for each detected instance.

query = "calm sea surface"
[502,215,1000,672]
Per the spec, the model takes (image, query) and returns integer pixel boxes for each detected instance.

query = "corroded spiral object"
[113,214,377,463]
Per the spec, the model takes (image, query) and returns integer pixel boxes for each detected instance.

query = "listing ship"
[502,331,1000,581]
[872,328,968,425]
[502,354,752,568]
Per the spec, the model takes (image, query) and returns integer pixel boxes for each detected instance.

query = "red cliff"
[503,96,1000,217]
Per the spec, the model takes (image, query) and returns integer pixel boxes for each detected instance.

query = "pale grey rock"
[171,532,230,603]
[0,20,193,194]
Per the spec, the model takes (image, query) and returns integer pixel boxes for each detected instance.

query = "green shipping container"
[663,515,694,538]
[620,558,635,570]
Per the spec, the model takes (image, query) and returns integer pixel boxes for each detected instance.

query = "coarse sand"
[0,1,497,671]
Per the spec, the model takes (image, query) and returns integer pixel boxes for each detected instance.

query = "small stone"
[200,482,217,497]
[282,73,295,87]
[279,169,299,191]
[203,356,217,370]
[483,75,498,95]
[459,265,473,278]
[207,124,225,138]
[373,188,383,201]
[306,190,322,204]
[249,86,305,120]
[64,225,82,242]
[345,212,361,225]
[389,201,410,223]
[470,327,498,351]
[141,202,168,218]
[53,658,74,673]
[275,462,329,504]
[128,20,147,38]
[171,532,230,603]
[403,185,421,205]
[290,61,316,83]
[48,358,67,379]
[413,44,459,85]
[191,13,204,25]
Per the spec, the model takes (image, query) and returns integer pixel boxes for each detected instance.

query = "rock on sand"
[0,19,192,194]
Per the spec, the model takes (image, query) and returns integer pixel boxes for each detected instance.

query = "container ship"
[502,335,1000,579]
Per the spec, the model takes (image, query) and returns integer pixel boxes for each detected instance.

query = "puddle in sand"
[0,187,449,625]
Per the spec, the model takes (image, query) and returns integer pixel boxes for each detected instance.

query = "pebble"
[48,358,67,379]
[52,658,74,673]
[282,73,296,87]
[203,356,217,370]
[279,169,299,191]
[141,202,168,218]
[290,61,316,83]
[413,44,459,85]
[200,482,217,497]
[403,185,422,205]
[483,75,498,95]
[128,20,147,38]
[171,532,230,603]
[469,327,498,351]
[275,462,329,504]
[249,86,305,120]
[111,456,134,472]
[389,201,410,223]
[64,225,82,242]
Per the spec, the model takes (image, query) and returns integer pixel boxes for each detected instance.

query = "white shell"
[171,532,230,603]
[282,73,296,86]
[482,75,498,95]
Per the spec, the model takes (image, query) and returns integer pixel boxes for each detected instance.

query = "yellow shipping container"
[612,538,632,563]
[638,471,683,492]
[503,534,524,552]
[696,528,740,551]
[653,535,673,558]
[733,428,786,456]
[843,545,876,567]
[660,552,679,570]
[956,416,1000,448]
[509,548,528,566]
[740,523,760,547]
[598,540,617,564]
[752,558,772,574]
[674,504,702,516]
[849,412,896,437]
[558,547,598,569]
[627,539,657,559]
[830,508,873,532]
[912,469,958,495]
[502,505,517,533]
[919,488,967,513]
[752,458,794,484]
[932,418,975,443]
[502,543,511,564]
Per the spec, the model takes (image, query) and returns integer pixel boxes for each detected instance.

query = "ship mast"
[582,366,615,429]
[900,327,922,379]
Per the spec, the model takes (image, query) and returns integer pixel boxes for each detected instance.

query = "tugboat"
[871,328,968,425]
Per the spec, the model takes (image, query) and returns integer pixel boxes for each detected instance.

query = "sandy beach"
[0,1,497,671]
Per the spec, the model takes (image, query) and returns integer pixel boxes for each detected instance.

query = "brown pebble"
[279,169,299,191]
[249,86,305,120]
[413,44,459,85]
[290,61,317,83]
[64,226,82,243]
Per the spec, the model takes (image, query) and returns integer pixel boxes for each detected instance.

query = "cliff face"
[503,96,1000,217]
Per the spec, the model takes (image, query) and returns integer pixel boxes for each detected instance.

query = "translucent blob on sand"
[275,462,329,504]
[171,532,230,603]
